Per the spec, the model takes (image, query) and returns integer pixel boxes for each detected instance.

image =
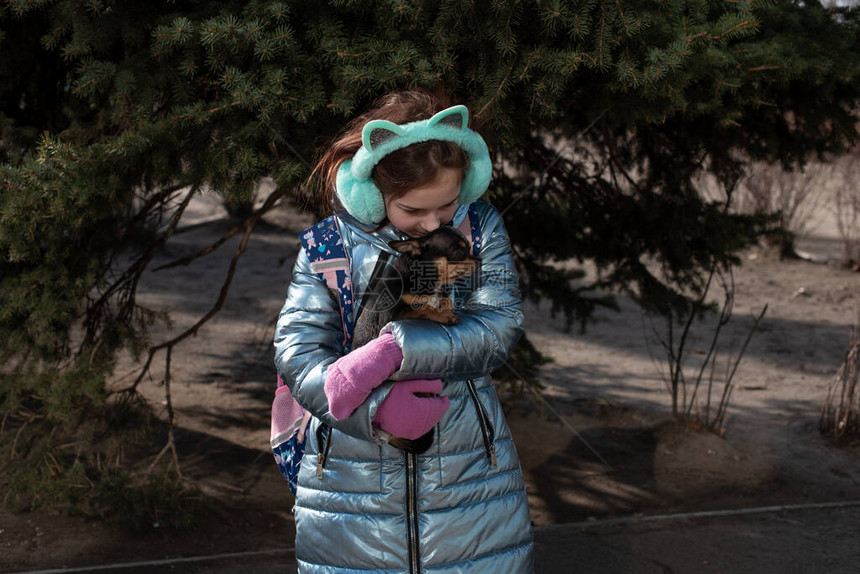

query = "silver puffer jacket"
[273,201,534,573]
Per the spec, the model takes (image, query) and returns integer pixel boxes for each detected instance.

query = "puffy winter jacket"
[273,201,534,573]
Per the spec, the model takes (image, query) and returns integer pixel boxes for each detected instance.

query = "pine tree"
[1,0,858,521]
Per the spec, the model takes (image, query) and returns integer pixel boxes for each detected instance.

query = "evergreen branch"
[706,72,742,89]
[598,0,607,69]
[498,108,606,220]
[713,20,756,41]
[601,123,642,195]
[746,65,785,72]
[475,63,515,119]
[166,100,242,123]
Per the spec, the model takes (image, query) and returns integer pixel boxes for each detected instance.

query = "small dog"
[352,225,479,453]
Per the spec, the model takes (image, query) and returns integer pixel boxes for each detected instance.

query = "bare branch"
[84,185,199,322]
[685,270,734,418]
[713,304,768,428]
[148,345,181,477]
[153,185,287,271]
[121,184,287,394]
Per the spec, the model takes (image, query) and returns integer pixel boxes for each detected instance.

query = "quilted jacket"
[273,201,534,573]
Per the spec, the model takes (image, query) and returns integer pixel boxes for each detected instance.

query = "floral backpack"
[271,206,482,494]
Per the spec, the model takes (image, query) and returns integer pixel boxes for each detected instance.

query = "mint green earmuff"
[335,105,491,225]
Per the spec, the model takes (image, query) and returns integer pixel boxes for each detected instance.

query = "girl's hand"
[374,379,450,440]
[324,333,403,420]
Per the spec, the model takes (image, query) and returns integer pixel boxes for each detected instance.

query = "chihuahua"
[352,225,479,453]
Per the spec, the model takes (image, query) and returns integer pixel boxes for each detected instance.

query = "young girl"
[273,91,535,573]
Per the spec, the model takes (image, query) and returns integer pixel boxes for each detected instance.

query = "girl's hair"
[311,91,470,216]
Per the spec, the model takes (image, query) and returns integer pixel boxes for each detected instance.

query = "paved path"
[15,501,860,574]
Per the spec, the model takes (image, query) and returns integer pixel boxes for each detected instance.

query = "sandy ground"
[2,185,860,572]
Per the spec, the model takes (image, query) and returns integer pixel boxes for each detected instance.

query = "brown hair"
[310,91,470,216]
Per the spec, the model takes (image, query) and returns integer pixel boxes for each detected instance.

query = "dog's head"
[389,226,479,286]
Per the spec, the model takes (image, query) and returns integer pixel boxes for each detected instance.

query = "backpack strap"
[457,202,483,256]
[274,215,356,494]
[300,216,355,348]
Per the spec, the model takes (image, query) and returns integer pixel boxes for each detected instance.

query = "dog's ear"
[390,238,423,256]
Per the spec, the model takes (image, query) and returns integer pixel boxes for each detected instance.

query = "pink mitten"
[325,333,403,420]
[374,379,450,440]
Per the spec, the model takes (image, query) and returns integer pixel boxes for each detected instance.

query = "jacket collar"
[334,204,471,253]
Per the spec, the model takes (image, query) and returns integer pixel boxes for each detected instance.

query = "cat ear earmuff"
[335,105,492,225]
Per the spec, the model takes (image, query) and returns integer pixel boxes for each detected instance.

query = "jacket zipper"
[406,451,420,574]
[466,379,497,468]
[315,424,333,479]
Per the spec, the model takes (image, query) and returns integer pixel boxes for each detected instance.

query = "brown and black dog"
[352,225,479,453]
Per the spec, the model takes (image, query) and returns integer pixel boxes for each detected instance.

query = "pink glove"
[374,379,450,440]
[325,333,403,420]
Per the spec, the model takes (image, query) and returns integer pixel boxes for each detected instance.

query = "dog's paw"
[389,430,435,454]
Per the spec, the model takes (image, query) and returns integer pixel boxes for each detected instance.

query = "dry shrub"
[735,161,827,257]
[650,268,767,435]
[698,155,860,266]
[821,325,860,440]
[831,153,860,269]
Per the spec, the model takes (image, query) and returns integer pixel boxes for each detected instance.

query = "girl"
[273,91,534,573]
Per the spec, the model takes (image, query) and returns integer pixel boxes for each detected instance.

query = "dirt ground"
[2,187,860,572]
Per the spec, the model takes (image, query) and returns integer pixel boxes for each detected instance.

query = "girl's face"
[384,168,462,238]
